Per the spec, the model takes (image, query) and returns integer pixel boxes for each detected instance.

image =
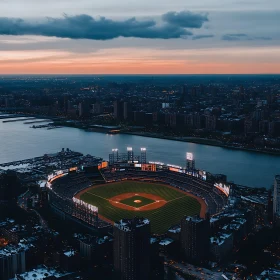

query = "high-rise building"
[210,233,233,262]
[273,175,280,220]
[113,217,151,280]
[78,102,90,118]
[0,247,26,280]
[205,115,216,131]
[63,95,69,113]
[180,216,209,263]
[92,102,103,115]
[268,190,274,224]
[181,84,189,102]
[123,102,131,120]
[114,101,124,120]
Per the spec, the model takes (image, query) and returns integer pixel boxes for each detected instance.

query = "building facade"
[180,216,210,263]
[273,175,280,220]
[113,218,151,280]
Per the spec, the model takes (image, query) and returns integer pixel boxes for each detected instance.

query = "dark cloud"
[162,11,208,28]
[222,33,272,41]
[192,34,214,40]
[0,12,210,41]
[254,36,272,40]
[221,34,249,41]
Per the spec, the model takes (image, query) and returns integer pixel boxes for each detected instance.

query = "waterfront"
[0,119,279,188]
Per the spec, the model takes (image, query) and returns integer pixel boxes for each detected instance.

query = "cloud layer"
[162,11,208,28]
[222,33,272,41]
[192,34,214,40]
[0,11,209,40]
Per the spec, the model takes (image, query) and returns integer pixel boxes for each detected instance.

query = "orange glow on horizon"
[0,47,279,74]
[0,60,279,74]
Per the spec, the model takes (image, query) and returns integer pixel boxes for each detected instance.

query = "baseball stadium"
[46,148,229,234]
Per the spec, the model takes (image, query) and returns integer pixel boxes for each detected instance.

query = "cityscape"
[1,0,280,280]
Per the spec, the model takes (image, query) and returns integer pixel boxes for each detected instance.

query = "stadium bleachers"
[48,168,227,229]
[101,169,227,215]
[51,172,92,199]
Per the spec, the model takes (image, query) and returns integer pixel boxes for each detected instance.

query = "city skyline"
[0,0,280,74]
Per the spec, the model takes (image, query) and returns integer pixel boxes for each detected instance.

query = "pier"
[24,120,51,124]
[2,117,36,123]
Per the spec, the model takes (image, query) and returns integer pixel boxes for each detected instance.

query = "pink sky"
[1,61,279,74]
[0,47,279,74]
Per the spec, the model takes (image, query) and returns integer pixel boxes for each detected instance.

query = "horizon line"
[1,73,280,76]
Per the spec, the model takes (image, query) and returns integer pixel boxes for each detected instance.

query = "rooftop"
[210,233,232,246]
[115,217,150,231]
[0,241,32,257]
[186,216,204,223]
[168,227,181,234]
[159,238,174,246]
[14,265,73,280]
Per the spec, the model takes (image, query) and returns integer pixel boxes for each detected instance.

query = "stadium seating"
[101,169,227,215]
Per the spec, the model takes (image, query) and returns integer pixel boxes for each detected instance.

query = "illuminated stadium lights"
[47,171,68,184]
[186,152,195,171]
[140,147,147,163]
[149,161,164,165]
[73,197,98,213]
[112,148,118,152]
[214,183,230,197]
[186,152,194,161]
[127,147,134,162]
[167,164,183,169]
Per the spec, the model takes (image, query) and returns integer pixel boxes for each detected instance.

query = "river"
[0,118,279,189]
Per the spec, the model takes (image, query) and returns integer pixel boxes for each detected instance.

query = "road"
[163,255,236,280]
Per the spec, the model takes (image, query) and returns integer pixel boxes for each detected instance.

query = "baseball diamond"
[76,181,205,234]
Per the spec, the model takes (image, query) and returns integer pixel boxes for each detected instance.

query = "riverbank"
[52,121,280,156]
[6,113,279,157]
[121,131,280,156]
[1,118,279,188]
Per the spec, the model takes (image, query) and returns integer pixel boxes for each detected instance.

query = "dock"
[24,120,51,124]
[3,117,36,123]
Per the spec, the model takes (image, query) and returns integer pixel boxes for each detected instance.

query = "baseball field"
[77,180,205,234]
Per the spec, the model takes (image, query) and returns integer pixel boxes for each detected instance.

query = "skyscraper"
[78,102,90,118]
[182,84,189,102]
[273,175,280,220]
[180,216,209,263]
[114,100,124,120]
[123,102,131,120]
[113,217,151,280]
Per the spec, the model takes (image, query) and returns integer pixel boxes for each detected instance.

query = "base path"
[74,180,207,218]
[109,192,167,211]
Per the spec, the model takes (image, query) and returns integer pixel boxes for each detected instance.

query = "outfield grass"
[80,181,201,234]
[120,195,155,207]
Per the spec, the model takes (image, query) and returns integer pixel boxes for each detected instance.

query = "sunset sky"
[0,0,279,74]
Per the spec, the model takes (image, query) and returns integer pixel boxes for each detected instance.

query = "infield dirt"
[109,192,167,211]
[75,180,207,218]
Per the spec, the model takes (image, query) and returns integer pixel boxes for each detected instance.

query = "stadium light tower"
[186,152,195,171]
[127,147,134,163]
[109,148,119,165]
[140,148,147,164]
